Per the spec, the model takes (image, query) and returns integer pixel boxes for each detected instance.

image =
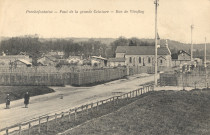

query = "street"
[0,73,158,130]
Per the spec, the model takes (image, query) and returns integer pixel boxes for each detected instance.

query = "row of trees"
[0,36,156,59]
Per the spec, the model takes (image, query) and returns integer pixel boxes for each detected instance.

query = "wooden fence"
[65,67,127,86]
[0,84,154,135]
[0,67,126,86]
[0,73,64,86]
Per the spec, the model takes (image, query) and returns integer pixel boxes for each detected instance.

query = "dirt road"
[0,74,158,130]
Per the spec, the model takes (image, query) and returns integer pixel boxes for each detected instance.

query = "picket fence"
[0,67,127,86]
[65,67,127,86]
[0,84,154,135]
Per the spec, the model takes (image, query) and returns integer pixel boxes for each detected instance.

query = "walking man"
[24,92,30,108]
[5,94,10,109]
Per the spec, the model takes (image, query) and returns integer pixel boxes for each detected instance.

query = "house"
[172,50,191,67]
[37,56,58,66]
[91,56,107,67]
[0,55,32,67]
[107,57,125,67]
[113,40,172,67]
[14,59,32,67]
[67,56,83,65]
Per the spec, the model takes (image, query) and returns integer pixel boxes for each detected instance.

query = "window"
[160,60,163,64]
[133,57,135,65]
[129,57,132,63]
[139,57,141,63]
[148,57,151,63]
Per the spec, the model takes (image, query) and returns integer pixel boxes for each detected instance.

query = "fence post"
[126,93,128,101]
[136,90,138,97]
[81,105,84,116]
[96,101,99,110]
[38,117,41,134]
[91,103,93,112]
[28,122,31,135]
[61,112,64,119]
[19,124,22,135]
[113,97,115,105]
[141,88,142,95]
[55,113,57,123]
[46,116,49,133]
[86,104,89,114]
[6,128,8,135]
[68,109,71,122]
[74,108,77,120]
[116,96,119,104]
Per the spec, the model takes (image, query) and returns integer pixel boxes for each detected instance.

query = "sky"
[0,0,210,43]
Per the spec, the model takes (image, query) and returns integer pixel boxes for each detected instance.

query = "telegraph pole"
[205,37,207,88]
[154,0,159,86]
[204,37,207,68]
[190,24,194,61]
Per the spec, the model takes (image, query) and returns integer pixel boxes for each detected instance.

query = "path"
[0,73,158,130]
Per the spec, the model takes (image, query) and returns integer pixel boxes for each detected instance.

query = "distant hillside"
[39,37,116,45]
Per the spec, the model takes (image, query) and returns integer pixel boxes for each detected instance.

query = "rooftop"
[116,46,171,55]
[108,57,125,62]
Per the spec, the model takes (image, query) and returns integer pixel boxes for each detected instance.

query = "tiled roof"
[108,57,125,62]
[116,46,170,55]
[178,50,191,56]
[91,56,107,60]
[115,46,130,53]
[17,59,32,65]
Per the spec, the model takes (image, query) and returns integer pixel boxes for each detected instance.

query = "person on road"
[5,94,10,109]
[24,92,30,108]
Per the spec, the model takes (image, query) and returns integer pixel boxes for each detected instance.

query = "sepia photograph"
[0,0,210,134]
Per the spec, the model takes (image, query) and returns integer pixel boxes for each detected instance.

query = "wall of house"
[108,61,125,67]
[125,55,154,67]
[116,53,125,58]
[91,58,106,67]
[178,53,191,61]
[162,55,172,67]
[125,55,172,67]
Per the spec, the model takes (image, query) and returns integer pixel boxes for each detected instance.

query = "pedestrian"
[5,94,10,109]
[24,92,30,108]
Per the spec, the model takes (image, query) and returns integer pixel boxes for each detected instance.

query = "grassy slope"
[66,90,210,135]
[0,86,55,104]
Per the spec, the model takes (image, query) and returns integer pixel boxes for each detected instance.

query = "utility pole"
[204,37,207,68]
[204,37,207,88]
[154,0,159,86]
[190,24,194,61]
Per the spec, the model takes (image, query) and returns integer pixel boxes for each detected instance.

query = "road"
[0,73,158,130]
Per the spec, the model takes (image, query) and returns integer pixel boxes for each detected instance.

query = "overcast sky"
[0,0,209,43]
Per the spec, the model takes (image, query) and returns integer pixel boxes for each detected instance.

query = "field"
[64,89,210,135]
[0,86,55,104]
